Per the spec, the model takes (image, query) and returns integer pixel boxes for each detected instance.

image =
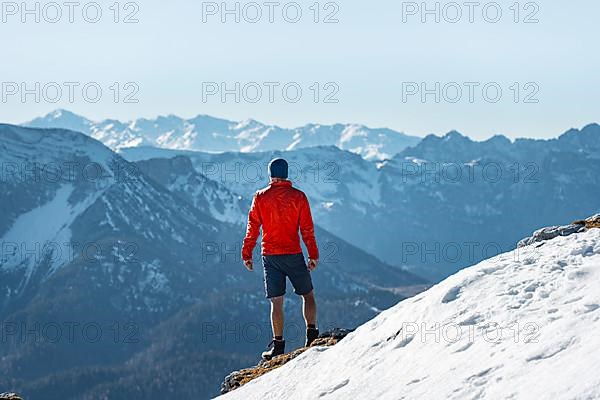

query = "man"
[241,158,320,360]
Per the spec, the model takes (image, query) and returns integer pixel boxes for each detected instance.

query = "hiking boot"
[261,339,285,360]
[306,327,320,347]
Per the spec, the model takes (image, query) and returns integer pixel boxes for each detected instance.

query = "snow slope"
[220,227,600,400]
[0,183,103,286]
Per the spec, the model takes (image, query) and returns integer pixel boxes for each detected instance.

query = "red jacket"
[242,180,319,261]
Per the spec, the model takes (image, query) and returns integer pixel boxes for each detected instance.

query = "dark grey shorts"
[262,253,313,298]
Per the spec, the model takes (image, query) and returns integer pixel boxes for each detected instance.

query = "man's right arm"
[241,194,261,264]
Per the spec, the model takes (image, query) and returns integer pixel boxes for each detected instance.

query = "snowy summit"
[220,220,600,400]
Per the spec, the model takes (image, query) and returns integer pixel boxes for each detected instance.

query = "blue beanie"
[269,158,288,179]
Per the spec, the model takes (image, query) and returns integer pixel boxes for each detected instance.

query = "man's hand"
[243,259,253,271]
[307,258,318,271]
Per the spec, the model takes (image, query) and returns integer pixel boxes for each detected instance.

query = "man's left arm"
[299,193,319,268]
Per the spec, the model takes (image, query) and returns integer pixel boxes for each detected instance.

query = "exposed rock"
[221,329,352,395]
[0,393,23,400]
[573,214,600,229]
[518,214,600,248]
[518,225,586,248]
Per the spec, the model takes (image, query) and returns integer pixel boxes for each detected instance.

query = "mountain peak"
[443,130,469,141]
[557,122,600,152]
[486,133,511,143]
[156,114,185,122]
[25,109,93,134]
[48,108,70,118]
[44,108,89,122]
[582,122,600,132]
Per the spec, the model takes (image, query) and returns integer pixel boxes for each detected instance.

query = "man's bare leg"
[262,295,286,359]
[270,295,285,338]
[302,290,319,346]
[302,290,317,328]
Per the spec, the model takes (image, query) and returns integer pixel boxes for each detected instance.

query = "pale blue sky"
[1,0,598,139]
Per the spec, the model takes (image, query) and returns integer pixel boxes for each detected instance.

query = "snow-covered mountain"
[0,124,222,310]
[122,123,600,279]
[220,220,600,400]
[134,156,249,225]
[24,109,421,160]
[124,145,380,226]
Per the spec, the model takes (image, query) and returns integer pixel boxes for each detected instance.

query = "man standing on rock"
[242,158,320,360]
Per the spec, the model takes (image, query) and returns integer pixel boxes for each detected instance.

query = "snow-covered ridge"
[0,124,217,301]
[24,109,421,161]
[1,124,121,289]
[220,221,600,400]
[0,123,116,171]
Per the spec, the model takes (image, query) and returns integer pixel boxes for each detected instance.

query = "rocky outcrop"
[0,394,23,400]
[573,214,600,229]
[518,214,600,248]
[221,329,352,395]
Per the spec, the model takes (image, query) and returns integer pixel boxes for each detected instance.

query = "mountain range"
[121,123,600,279]
[22,110,600,279]
[20,110,600,279]
[25,110,421,161]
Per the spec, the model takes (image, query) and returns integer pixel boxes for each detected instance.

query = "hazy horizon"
[1,0,599,140]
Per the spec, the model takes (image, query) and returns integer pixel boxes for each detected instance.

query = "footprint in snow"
[567,270,588,280]
[468,367,493,380]
[577,303,600,314]
[522,257,536,265]
[453,342,473,353]
[458,314,483,326]
[582,246,595,256]
[441,286,462,303]
[318,379,349,397]
[523,282,540,292]
[407,377,428,385]
[526,338,575,362]
[563,296,584,305]
[480,264,505,275]
[394,335,415,349]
